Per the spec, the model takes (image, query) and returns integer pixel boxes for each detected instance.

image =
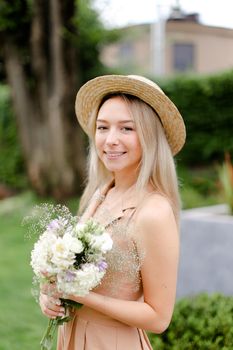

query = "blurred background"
[0,0,233,349]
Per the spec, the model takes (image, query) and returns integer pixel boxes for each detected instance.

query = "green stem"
[40,318,58,350]
[39,301,82,350]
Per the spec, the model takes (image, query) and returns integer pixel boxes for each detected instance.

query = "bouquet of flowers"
[24,204,112,350]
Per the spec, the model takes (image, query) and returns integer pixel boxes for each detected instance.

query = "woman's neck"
[112,172,138,193]
[114,172,138,193]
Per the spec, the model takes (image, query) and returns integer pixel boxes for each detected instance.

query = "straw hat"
[75,75,186,155]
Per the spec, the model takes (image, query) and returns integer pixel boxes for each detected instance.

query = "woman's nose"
[105,129,119,145]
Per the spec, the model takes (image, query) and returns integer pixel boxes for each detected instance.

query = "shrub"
[148,293,233,349]
[218,153,233,214]
[177,165,223,209]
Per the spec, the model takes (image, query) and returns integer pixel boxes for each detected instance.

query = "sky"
[94,0,233,30]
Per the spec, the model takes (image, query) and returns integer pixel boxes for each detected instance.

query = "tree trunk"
[2,0,86,199]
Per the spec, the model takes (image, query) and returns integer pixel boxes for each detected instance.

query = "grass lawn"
[0,192,80,350]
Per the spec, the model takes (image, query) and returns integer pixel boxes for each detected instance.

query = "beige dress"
[57,183,153,350]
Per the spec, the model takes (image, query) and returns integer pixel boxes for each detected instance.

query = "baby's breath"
[22,203,74,239]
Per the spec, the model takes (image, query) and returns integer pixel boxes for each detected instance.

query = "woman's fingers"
[41,282,58,296]
[39,293,65,319]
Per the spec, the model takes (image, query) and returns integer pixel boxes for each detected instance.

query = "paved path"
[177,205,233,298]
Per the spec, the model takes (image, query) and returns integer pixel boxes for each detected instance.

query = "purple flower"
[47,219,61,231]
[98,261,108,272]
[64,270,76,282]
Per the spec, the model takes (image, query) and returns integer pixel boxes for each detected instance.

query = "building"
[100,6,233,77]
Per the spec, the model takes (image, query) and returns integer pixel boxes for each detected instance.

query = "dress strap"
[124,207,137,226]
[104,206,137,229]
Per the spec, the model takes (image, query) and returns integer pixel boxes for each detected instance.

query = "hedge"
[159,70,233,165]
[148,293,233,349]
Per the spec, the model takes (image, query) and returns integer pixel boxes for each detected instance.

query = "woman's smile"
[104,151,127,160]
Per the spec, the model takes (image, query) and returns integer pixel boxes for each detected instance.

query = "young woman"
[39,75,186,349]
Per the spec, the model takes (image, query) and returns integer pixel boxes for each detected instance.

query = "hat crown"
[127,75,164,95]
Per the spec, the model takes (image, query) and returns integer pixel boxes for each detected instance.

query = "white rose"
[90,232,113,253]
[63,232,84,254]
[51,237,75,270]
[51,233,84,270]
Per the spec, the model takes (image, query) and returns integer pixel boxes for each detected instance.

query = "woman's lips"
[104,151,126,159]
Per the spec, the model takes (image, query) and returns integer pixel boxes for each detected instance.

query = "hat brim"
[75,75,186,155]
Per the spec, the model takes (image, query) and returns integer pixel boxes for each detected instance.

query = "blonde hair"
[79,94,181,222]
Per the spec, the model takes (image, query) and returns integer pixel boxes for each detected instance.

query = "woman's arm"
[40,194,179,333]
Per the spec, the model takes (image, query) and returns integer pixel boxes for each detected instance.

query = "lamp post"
[151,2,166,76]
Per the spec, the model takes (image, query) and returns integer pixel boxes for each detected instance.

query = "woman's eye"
[122,127,133,131]
[97,126,107,130]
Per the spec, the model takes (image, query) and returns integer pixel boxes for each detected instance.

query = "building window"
[119,42,134,61]
[173,43,195,72]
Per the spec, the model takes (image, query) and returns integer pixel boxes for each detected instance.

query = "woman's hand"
[39,284,65,319]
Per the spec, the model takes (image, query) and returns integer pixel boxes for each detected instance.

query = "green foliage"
[0,0,120,83]
[0,0,30,32]
[73,0,120,81]
[0,0,31,46]
[217,153,233,214]
[0,85,27,189]
[159,70,233,165]
[0,0,31,79]
[149,293,233,349]
[177,165,223,209]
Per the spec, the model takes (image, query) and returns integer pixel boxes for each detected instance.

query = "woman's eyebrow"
[96,119,134,123]
[119,120,135,124]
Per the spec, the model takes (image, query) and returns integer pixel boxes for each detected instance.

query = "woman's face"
[95,96,142,176]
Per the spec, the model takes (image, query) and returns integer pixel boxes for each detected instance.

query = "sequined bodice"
[80,186,144,301]
[92,205,143,300]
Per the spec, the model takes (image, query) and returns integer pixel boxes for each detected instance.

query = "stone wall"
[177,205,233,298]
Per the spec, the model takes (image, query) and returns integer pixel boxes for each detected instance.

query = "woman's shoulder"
[138,192,173,216]
[134,192,176,234]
